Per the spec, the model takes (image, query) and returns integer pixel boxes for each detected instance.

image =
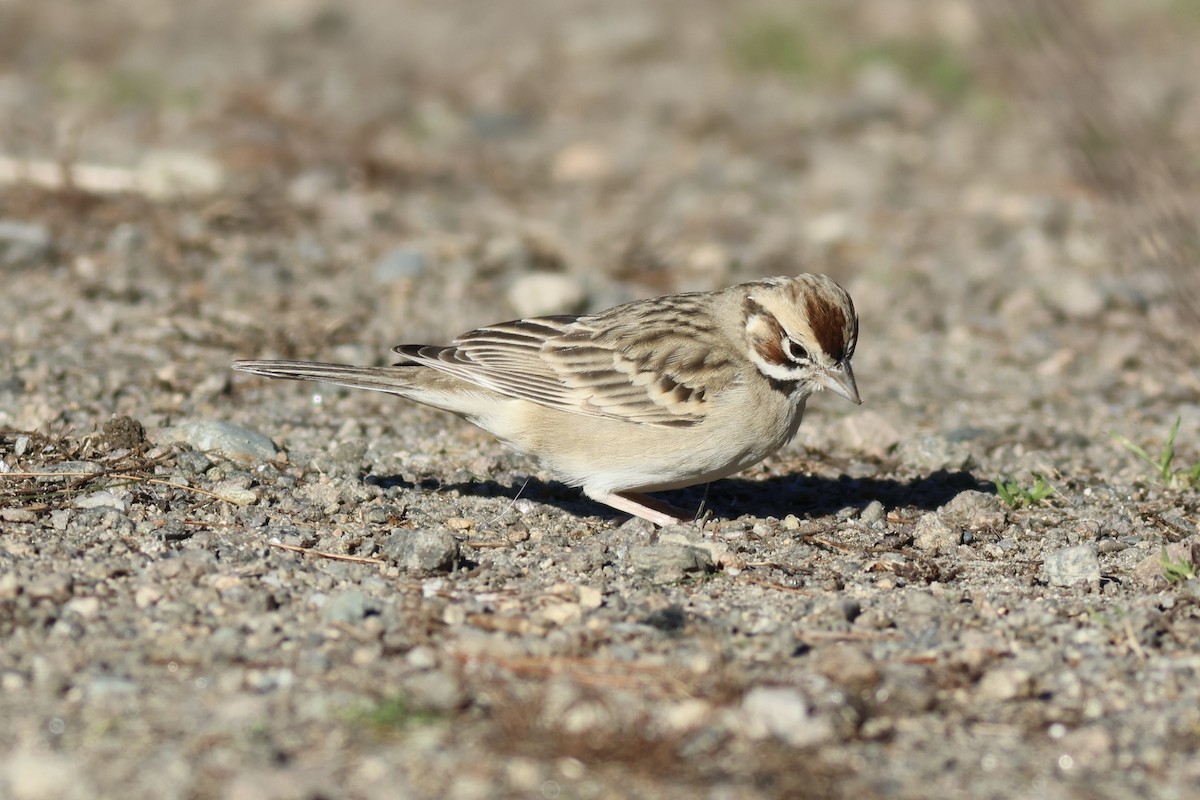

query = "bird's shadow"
[364,468,993,523]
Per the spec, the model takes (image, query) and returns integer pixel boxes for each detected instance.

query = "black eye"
[785,338,809,363]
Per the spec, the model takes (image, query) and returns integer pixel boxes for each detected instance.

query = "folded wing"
[394,295,738,427]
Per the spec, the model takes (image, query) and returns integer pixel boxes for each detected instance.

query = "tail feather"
[232,359,413,395]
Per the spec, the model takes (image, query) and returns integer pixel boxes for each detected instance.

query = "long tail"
[232,359,415,395]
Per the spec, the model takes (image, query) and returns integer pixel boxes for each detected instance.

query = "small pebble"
[977,666,1034,702]
[73,490,128,513]
[1044,544,1100,588]
[506,273,586,318]
[626,543,714,584]
[871,663,936,714]
[837,410,902,459]
[812,643,879,692]
[1132,540,1200,587]
[1039,270,1107,320]
[860,500,885,524]
[739,686,833,747]
[375,245,429,282]
[214,485,258,506]
[404,669,464,712]
[896,435,971,472]
[941,490,1004,528]
[381,529,460,572]
[0,219,53,266]
[913,513,959,552]
[321,591,371,625]
[158,421,280,465]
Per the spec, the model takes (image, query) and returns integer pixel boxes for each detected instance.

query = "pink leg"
[585,489,694,526]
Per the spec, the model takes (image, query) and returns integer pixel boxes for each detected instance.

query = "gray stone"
[404,669,464,712]
[627,543,714,584]
[0,219,52,266]
[871,663,936,714]
[1044,544,1100,588]
[405,646,439,670]
[158,421,280,464]
[152,549,218,582]
[212,484,258,506]
[321,591,371,625]
[87,676,138,699]
[73,490,128,513]
[1132,540,1200,587]
[1180,578,1200,602]
[0,508,36,523]
[896,435,971,472]
[382,529,460,572]
[836,410,902,459]
[912,513,959,551]
[208,627,244,661]
[811,644,879,692]
[506,273,586,318]
[739,686,833,747]
[658,528,735,571]
[942,489,1001,518]
[1040,270,1107,320]
[977,665,1033,702]
[860,500,886,524]
[105,223,146,260]
[174,450,213,475]
[375,245,429,282]
[37,461,103,478]
[942,489,1006,532]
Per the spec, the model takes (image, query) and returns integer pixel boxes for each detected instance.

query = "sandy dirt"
[3,2,1200,798]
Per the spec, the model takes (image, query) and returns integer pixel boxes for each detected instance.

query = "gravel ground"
[3,2,1200,799]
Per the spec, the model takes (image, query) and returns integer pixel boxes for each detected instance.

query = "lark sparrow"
[233,274,860,525]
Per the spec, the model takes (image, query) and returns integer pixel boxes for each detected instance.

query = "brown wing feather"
[393,296,739,426]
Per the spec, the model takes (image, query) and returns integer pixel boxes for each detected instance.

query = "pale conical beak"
[820,361,862,405]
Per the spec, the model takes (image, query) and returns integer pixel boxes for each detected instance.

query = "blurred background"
[1,0,1198,428]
